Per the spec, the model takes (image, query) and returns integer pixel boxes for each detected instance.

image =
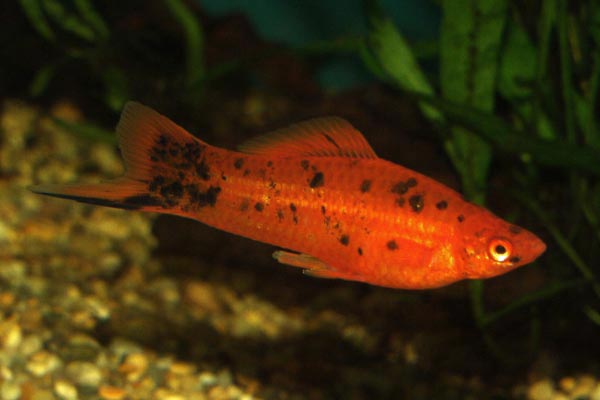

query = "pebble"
[0,260,26,285]
[54,379,78,400]
[26,351,62,377]
[119,352,149,382]
[20,334,43,356]
[528,379,555,400]
[1,381,21,400]
[98,385,126,400]
[66,361,103,388]
[0,318,22,350]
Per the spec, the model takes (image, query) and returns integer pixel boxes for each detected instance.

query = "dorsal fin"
[237,117,378,159]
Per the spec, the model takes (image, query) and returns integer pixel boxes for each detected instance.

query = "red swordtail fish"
[31,102,546,289]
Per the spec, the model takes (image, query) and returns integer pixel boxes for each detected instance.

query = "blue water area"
[197,0,440,90]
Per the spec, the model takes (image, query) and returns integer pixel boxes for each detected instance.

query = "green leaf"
[415,92,600,175]
[101,67,130,112]
[164,0,205,90]
[51,118,116,144]
[498,21,556,140]
[440,0,507,202]
[30,63,57,97]
[43,0,96,42]
[19,0,55,42]
[363,0,441,122]
[74,0,109,42]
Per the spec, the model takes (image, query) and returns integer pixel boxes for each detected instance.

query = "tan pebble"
[559,376,575,392]
[0,220,13,243]
[26,351,61,377]
[98,253,122,273]
[169,362,196,375]
[0,260,25,284]
[98,385,126,400]
[118,353,148,382]
[573,375,597,397]
[590,382,600,400]
[71,310,96,330]
[528,379,555,400]
[198,372,217,387]
[208,386,230,400]
[0,292,15,308]
[0,381,21,400]
[0,318,22,350]
[185,282,223,314]
[66,361,102,387]
[29,388,54,400]
[50,101,82,121]
[153,388,186,400]
[54,379,78,400]
[0,365,12,380]
[20,334,43,357]
[84,297,111,320]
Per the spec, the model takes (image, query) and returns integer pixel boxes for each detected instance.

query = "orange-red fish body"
[31,103,546,289]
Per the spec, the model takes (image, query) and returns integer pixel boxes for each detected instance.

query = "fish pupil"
[495,245,507,254]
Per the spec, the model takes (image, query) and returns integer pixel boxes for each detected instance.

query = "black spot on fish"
[189,186,221,207]
[221,173,227,181]
[387,240,398,250]
[148,175,166,192]
[243,169,251,177]
[309,172,324,188]
[160,182,184,206]
[255,202,264,212]
[357,247,363,256]
[396,197,405,207]
[157,134,168,147]
[300,160,310,170]
[391,182,409,195]
[509,256,521,263]
[240,199,250,211]
[195,160,211,180]
[509,225,522,235]
[290,203,297,212]
[458,214,465,223]
[160,181,183,198]
[360,180,372,193]
[277,209,284,221]
[339,235,350,246]
[436,200,448,210]
[321,205,326,215]
[267,160,273,167]
[409,195,424,213]
[234,158,244,169]
[391,178,418,195]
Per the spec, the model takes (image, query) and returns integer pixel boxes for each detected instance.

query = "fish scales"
[30,102,546,289]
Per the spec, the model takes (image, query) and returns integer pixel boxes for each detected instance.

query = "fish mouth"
[520,233,546,265]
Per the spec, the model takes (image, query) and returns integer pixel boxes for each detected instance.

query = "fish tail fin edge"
[30,102,202,211]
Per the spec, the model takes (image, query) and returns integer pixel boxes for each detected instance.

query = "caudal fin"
[30,102,207,212]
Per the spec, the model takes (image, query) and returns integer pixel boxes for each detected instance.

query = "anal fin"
[272,251,363,282]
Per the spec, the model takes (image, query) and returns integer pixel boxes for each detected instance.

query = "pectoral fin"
[272,251,365,282]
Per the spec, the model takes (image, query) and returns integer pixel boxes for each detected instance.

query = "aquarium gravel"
[2,100,600,399]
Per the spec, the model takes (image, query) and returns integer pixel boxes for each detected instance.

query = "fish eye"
[488,238,512,262]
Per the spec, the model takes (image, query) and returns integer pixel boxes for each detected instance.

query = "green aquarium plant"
[19,0,206,111]
[361,0,600,360]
